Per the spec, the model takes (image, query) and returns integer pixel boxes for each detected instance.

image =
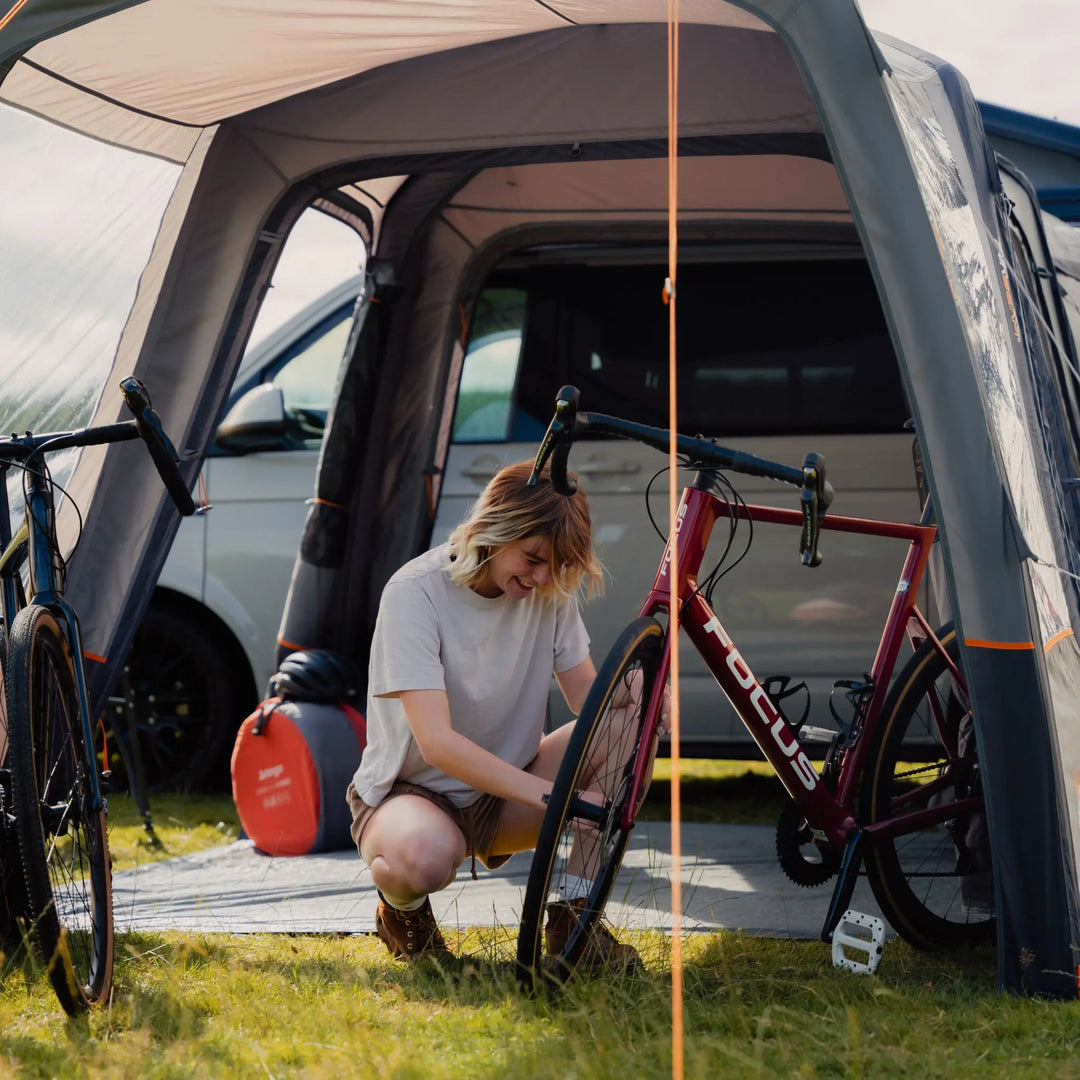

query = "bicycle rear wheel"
[861,625,994,948]
[7,605,113,1013]
[517,617,663,991]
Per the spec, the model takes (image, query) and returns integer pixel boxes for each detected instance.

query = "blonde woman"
[347,460,639,967]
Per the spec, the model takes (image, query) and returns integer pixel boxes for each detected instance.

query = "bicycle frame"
[624,470,975,850]
[0,451,115,813]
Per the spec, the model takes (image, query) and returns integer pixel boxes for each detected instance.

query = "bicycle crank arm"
[568,794,607,825]
[820,827,867,943]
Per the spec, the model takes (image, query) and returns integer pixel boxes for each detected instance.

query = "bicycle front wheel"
[861,625,994,948]
[517,617,663,991]
[7,605,113,1013]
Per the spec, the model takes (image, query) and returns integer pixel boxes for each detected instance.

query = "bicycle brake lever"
[799,452,833,567]
[529,385,580,495]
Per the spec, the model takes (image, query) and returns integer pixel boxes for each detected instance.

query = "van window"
[455,257,907,441]
[267,304,354,446]
[452,288,533,442]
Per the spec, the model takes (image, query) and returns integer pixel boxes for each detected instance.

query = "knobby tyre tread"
[517,617,663,992]
[861,624,994,949]
[7,605,113,1013]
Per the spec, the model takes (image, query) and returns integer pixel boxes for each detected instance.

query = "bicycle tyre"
[517,617,663,991]
[0,622,30,952]
[7,605,113,1013]
[861,624,994,948]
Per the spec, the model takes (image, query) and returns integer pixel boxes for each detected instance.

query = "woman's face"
[473,536,553,599]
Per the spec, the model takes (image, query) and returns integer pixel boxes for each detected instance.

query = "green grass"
[0,930,1075,1078]
[108,794,241,874]
[643,758,791,825]
[0,772,1068,1076]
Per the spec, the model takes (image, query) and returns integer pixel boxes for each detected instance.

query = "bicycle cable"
[11,451,87,583]
[695,465,755,604]
[644,460,755,617]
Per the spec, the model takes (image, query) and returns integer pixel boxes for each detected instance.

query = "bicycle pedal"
[831,909,885,975]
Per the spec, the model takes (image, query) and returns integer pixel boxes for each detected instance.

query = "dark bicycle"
[517,387,989,990]
[0,378,194,1013]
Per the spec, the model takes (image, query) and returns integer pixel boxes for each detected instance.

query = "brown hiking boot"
[375,897,453,962]
[544,897,642,973]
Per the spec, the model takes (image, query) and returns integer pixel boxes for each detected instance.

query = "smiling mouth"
[515,577,534,591]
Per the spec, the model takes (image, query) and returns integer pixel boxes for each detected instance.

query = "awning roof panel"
[16,0,770,129]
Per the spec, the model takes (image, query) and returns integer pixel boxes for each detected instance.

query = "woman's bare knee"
[362,798,465,896]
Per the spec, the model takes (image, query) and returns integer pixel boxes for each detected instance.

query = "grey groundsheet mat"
[112,822,888,939]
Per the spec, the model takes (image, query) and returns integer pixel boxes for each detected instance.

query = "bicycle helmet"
[267,649,362,704]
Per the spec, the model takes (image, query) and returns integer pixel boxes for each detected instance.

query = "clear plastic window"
[0,105,181,437]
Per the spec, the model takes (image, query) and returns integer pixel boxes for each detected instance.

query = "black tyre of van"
[104,607,237,791]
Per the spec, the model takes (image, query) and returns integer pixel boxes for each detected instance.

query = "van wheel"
[104,607,237,792]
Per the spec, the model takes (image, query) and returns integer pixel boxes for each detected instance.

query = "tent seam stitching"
[17,57,204,129]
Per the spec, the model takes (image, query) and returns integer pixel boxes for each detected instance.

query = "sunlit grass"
[0,774,1068,1074]
[0,930,1069,1078]
[644,758,796,825]
[108,793,240,874]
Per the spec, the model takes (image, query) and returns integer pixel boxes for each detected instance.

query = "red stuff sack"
[230,697,367,855]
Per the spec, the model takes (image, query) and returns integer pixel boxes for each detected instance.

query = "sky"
[856,0,1080,126]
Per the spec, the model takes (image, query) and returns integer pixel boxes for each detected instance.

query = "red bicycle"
[517,386,991,989]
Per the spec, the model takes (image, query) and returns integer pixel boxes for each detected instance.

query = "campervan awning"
[2,0,1079,997]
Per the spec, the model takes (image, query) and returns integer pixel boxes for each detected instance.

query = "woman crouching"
[347,460,639,969]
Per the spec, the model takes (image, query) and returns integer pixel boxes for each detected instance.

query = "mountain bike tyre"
[861,624,994,949]
[7,604,113,1013]
[517,617,662,992]
[0,622,30,952]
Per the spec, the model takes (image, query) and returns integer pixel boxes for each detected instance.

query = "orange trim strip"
[276,636,308,653]
[83,651,108,664]
[0,0,32,34]
[965,638,1035,651]
[1043,628,1075,653]
[311,497,343,509]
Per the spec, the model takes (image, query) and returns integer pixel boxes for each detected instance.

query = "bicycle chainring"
[775,799,841,887]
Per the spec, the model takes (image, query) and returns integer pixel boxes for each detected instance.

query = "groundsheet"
[112,822,887,939]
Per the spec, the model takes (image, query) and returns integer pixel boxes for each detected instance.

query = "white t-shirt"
[350,544,591,808]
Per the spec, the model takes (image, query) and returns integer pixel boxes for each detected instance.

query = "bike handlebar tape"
[530,385,580,495]
[119,377,197,516]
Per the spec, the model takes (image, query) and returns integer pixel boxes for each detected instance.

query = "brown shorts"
[347,781,513,872]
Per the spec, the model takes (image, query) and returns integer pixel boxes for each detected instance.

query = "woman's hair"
[447,460,604,599]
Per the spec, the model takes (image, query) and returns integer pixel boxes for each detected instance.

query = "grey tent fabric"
[2,0,1080,995]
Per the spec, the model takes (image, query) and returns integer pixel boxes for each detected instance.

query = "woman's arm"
[561,657,673,733]
[554,656,597,715]
[398,689,552,810]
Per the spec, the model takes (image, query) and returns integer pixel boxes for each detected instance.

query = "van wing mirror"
[215,384,291,453]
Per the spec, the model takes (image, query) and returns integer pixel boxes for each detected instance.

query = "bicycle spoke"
[863,627,994,948]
